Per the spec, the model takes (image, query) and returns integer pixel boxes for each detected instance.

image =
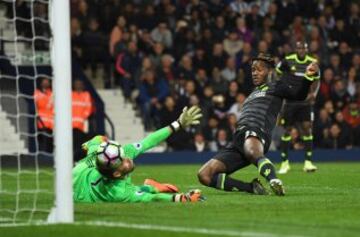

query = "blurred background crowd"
[68,0,360,151]
[10,0,359,152]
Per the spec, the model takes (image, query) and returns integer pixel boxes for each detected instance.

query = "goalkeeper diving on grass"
[73,106,204,203]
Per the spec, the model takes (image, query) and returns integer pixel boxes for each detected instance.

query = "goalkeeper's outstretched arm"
[121,106,202,159]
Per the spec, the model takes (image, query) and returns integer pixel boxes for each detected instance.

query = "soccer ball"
[96,141,122,170]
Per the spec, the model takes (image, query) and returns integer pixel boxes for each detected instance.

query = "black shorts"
[213,143,250,174]
[281,102,314,126]
[213,126,269,174]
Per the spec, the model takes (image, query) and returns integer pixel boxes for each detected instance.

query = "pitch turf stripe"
[76,221,309,237]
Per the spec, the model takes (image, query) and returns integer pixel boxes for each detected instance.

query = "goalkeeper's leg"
[197,146,267,195]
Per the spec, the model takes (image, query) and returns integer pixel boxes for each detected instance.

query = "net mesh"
[0,0,54,224]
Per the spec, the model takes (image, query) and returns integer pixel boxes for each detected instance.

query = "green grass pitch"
[1,163,360,237]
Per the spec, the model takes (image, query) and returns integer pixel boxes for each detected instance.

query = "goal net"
[0,0,73,224]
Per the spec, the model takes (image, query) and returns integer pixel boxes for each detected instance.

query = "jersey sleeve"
[121,127,172,159]
[273,75,312,101]
[275,59,290,75]
[304,69,320,81]
[114,189,173,203]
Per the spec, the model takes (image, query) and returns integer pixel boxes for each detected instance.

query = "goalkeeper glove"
[178,106,202,127]
[173,189,206,203]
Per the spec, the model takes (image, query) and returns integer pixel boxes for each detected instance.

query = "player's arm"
[121,106,202,159]
[114,188,204,203]
[275,62,320,100]
[275,59,290,75]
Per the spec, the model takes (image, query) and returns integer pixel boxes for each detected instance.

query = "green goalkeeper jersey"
[73,127,173,203]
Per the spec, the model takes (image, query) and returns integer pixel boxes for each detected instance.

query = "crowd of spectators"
[69,0,360,151]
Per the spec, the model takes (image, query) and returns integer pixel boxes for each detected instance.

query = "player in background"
[73,106,205,203]
[276,42,320,174]
[197,53,319,196]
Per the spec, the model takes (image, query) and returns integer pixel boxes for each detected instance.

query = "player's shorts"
[213,125,269,174]
[281,102,314,126]
[212,144,250,174]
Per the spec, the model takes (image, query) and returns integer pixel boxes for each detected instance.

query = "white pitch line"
[76,221,309,237]
[0,220,310,237]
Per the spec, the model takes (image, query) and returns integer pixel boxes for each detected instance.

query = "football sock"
[280,134,291,162]
[257,157,277,182]
[302,135,313,161]
[209,173,253,193]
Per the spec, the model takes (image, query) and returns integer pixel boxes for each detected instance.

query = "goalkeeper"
[73,106,204,203]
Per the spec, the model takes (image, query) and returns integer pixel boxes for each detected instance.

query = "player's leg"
[301,115,317,172]
[197,148,267,195]
[279,105,292,174]
[279,126,291,174]
[243,137,285,196]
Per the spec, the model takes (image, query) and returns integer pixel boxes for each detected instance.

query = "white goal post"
[50,0,73,223]
[0,0,73,225]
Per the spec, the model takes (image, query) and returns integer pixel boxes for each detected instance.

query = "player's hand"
[184,189,205,202]
[178,106,202,128]
[174,189,206,202]
[305,62,319,76]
